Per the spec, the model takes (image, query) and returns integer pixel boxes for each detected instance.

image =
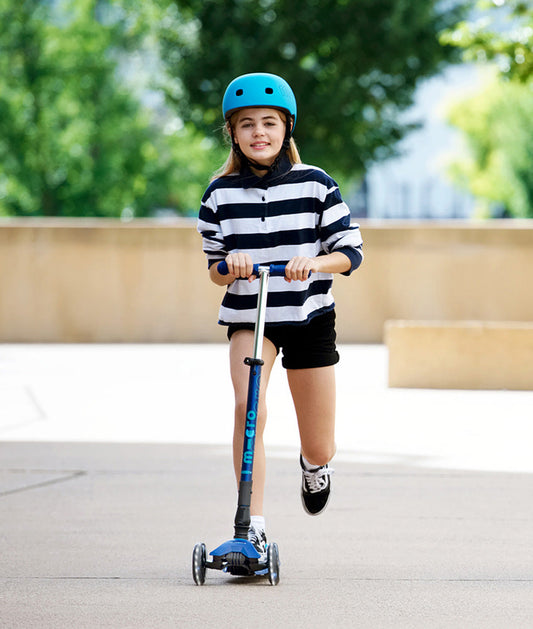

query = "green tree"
[440,0,533,217]
[159,0,468,182]
[446,72,533,218]
[0,0,218,217]
[441,0,533,83]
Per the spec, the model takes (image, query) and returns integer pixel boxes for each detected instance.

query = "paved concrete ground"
[1,344,533,628]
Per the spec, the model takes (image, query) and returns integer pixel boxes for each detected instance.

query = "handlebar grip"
[266,264,311,278]
[268,265,288,277]
[216,261,230,275]
[217,261,288,277]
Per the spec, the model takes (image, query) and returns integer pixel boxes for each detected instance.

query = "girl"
[197,73,363,557]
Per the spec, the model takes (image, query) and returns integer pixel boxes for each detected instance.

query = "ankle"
[250,515,265,532]
[301,454,324,470]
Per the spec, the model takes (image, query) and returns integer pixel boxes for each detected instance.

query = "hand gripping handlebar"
[217,261,287,277]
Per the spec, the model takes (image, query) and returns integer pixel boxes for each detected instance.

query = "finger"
[284,258,299,280]
[287,258,311,281]
[225,255,243,277]
[245,258,254,278]
[225,257,236,276]
[231,254,254,279]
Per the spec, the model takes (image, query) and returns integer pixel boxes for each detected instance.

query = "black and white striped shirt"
[197,156,363,326]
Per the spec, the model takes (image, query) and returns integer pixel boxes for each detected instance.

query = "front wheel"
[192,542,207,585]
[267,542,280,585]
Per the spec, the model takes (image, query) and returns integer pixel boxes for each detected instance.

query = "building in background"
[350,65,481,220]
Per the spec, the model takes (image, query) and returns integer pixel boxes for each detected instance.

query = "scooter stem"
[233,266,271,539]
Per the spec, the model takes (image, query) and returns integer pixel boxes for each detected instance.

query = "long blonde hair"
[211,110,302,181]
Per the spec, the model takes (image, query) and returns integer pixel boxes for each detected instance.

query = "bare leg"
[287,365,337,466]
[229,330,277,516]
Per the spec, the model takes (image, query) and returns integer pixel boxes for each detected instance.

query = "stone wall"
[1,218,532,344]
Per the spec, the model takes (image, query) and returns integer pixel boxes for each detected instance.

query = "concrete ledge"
[386,320,533,390]
[2,219,533,342]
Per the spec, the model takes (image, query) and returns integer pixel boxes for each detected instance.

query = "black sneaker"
[300,455,333,516]
[248,526,267,561]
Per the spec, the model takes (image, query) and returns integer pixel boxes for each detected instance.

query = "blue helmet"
[222,73,297,133]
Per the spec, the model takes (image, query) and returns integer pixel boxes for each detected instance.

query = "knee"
[234,400,266,435]
[234,399,248,424]
[302,444,336,467]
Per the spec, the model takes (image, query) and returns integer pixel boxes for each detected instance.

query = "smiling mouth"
[251,143,269,149]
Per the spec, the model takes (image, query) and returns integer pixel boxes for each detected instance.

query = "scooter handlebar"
[217,261,288,277]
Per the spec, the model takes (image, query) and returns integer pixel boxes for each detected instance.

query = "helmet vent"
[236,89,243,96]
[265,87,273,94]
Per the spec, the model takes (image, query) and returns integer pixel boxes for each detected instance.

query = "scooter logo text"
[243,411,256,466]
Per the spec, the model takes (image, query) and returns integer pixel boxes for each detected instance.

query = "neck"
[249,165,270,177]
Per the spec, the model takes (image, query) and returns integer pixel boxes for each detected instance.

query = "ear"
[227,121,238,144]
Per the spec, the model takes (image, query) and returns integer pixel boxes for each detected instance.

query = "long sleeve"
[197,185,227,268]
[318,178,363,275]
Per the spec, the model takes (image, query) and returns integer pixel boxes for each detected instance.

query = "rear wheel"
[267,542,280,585]
[192,543,207,585]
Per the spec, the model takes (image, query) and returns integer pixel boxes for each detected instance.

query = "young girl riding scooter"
[197,72,363,557]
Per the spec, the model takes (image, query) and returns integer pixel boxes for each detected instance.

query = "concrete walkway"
[1,344,533,628]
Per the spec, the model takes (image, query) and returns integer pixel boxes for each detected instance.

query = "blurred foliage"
[446,71,533,218]
[0,0,221,217]
[441,1,533,217]
[441,0,533,82]
[0,0,472,217]
[159,0,468,182]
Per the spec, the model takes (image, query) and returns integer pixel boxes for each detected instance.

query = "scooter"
[192,262,286,586]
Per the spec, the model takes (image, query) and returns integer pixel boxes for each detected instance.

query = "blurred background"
[1,0,532,359]
[1,0,532,221]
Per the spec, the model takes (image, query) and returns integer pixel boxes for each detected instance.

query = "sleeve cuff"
[335,247,363,276]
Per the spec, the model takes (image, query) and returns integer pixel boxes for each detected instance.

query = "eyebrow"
[238,114,280,123]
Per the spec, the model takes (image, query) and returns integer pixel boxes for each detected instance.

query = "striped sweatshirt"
[197,156,363,326]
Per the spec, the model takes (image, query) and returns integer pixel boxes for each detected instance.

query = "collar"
[239,153,293,189]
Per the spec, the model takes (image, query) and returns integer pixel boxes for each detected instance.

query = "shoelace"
[248,528,267,553]
[302,466,334,493]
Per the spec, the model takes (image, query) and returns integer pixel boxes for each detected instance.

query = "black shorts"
[227,309,339,370]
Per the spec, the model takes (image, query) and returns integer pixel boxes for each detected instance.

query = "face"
[230,108,287,170]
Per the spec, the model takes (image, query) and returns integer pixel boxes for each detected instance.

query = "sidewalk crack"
[0,470,86,497]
